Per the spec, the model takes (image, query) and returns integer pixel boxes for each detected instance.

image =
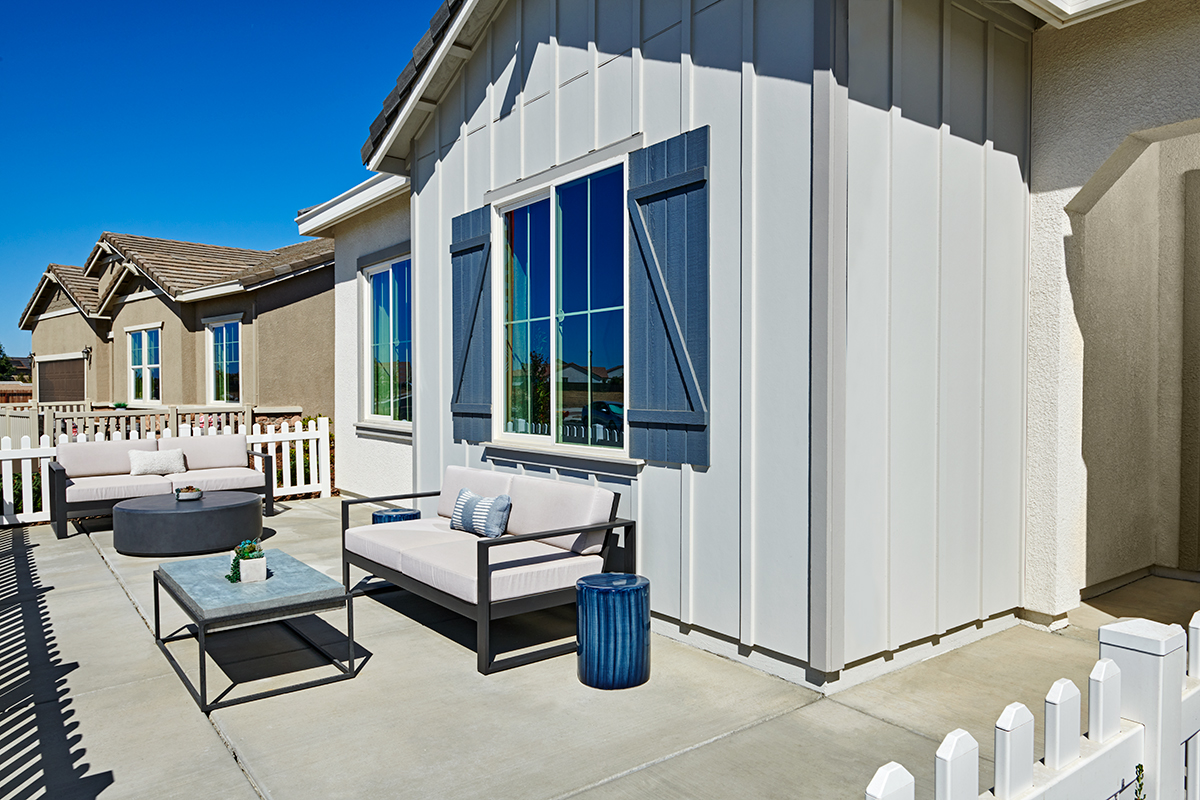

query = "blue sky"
[0,0,441,357]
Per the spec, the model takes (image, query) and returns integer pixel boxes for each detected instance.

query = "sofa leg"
[54,514,68,540]
[477,609,491,675]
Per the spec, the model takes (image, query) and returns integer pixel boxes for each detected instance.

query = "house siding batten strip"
[809,0,850,678]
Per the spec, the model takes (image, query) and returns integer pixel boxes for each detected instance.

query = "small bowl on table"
[175,487,203,502]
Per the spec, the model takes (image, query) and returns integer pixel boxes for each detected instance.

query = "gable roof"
[18,264,100,330]
[23,233,335,329]
[85,232,334,312]
[361,0,507,173]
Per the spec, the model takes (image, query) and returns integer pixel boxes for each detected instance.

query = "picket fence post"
[994,703,1034,800]
[1099,618,1187,800]
[1045,679,1081,770]
[1089,658,1122,744]
[934,729,976,800]
[317,416,330,497]
[866,762,914,800]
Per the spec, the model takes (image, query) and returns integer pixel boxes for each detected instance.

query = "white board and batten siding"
[411,0,817,665]
[843,0,1031,665]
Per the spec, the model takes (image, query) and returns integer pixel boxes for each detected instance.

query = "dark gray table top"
[116,491,260,515]
[156,549,345,623]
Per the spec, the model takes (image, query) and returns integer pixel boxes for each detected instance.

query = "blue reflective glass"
[556,177,589,315]
[556,314,588,444]
[588,166,625,311]
[130,332,143,367]
[371,270,391,416]
[147,329,160,365]
[392,260,412,421]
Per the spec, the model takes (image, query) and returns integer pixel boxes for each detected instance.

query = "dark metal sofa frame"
[49,449,274,540]
[341,489,636,674]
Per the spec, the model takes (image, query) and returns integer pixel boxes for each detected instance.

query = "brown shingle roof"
[100,232,274,297]
[361,0,464,165]
[235,239,335,288]
[18,264,100,330]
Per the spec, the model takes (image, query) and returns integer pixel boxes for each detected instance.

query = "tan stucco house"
[19,232,335,418]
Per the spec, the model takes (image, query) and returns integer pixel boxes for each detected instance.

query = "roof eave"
[366,0,482,173]
[296,174,411,237]
[1007,0,1147,27]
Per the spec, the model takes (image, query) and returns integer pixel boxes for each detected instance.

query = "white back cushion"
[162,433,248,470]
[506,476,617,554]
[55,439,159,478]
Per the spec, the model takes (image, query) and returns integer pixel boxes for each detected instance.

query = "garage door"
[38,359,85,402]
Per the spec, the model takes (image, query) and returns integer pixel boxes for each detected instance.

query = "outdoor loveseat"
[49,434,274,539]
[341,466,636,674]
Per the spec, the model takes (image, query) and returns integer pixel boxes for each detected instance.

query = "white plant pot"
[238,556,267,583]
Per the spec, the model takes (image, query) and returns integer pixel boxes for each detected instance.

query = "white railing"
[0,417,331,526]
[866,613,1200,800]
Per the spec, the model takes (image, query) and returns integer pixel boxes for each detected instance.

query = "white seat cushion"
[165,467,264,492]
[436,466,515,519]
[344,518,475,574]
[65,474,173,503]
[506,475,617,554]
[401,539,603,604]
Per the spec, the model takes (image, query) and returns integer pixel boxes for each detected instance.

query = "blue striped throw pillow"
[450,488,512,538]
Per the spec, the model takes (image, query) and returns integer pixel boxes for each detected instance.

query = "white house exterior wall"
[332,196,415,498]
[409,0,818,672]
[1028,0,1200,616]
[840,0,1033,665]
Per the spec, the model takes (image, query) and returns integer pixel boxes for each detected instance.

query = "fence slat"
[317,417,330,496]
[1045,678,1081,770]
[19,436,32,515]
[866,763,914,800]
[934,729,977,800]
[281,422,293,491]
[995,703,1034,800]
[1088,658,1121,744]
[2,437,13,518]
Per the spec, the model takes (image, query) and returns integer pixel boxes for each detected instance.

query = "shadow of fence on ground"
[0,527,113,799]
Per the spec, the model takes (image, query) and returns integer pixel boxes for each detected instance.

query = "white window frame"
[125,322,164,406]
[203,313,242,406]
[489,154,630,457]
[361,256,414,429]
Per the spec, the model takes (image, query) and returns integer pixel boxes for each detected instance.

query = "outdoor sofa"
[49,434,274,539]
[341,466,636,674]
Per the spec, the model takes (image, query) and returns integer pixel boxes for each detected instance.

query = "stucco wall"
[330,195,414,497]
[1029,0,1200,611]
[30,308,104,402]
[254,268,335,418]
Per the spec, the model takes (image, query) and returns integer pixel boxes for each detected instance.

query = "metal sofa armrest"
[49,462,68,540]
[340,490,441,537]
[246,448,274,516]
[475,518,637,606]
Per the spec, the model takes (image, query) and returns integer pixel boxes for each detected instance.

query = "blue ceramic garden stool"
[576,573,650,689]
[371,507,420,524]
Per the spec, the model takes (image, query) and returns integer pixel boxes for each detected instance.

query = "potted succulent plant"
[175,485,203,501]
[226,539,266,583]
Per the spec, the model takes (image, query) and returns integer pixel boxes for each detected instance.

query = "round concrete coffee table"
[113,491,263,557]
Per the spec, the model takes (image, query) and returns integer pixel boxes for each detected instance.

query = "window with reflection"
[368,259,412,422]
[502,165,624,448]
[129,328,161,402]
[210,321,239,403]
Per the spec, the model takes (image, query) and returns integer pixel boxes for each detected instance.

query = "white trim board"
[1008,0,1146,27]
[35,352,86,363]
[33,307,80,323]
[297,174,411,237]
[201,312,244,325]
[123,321,164,332]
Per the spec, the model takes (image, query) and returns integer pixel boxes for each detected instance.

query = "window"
[501,165,625,449]
[367,259,412,422]
[208,321,240,403]
[128,329,161,403]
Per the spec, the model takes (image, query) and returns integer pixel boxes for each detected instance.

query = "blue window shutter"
[627,127,710,466]
[450,205,492,443]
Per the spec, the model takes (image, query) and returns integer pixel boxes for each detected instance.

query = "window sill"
[354,420,413,443]
[484,440,643,475]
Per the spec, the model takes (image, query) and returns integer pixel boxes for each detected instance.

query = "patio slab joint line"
[546,700,815,800]
[84,531,270,800]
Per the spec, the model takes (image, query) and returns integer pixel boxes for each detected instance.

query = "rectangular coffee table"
[154,548,354,713]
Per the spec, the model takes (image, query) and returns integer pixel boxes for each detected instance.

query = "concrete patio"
[4,496,1193,799]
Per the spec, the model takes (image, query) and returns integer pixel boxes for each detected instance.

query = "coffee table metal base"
[153,570,355,714]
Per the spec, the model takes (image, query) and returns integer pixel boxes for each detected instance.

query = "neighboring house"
[19,233,335,418]
[9,357,32,382]
[302,0,1187,691]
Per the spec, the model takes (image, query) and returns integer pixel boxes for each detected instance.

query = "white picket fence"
[0,417,331,526]
[866,614,1200,800]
